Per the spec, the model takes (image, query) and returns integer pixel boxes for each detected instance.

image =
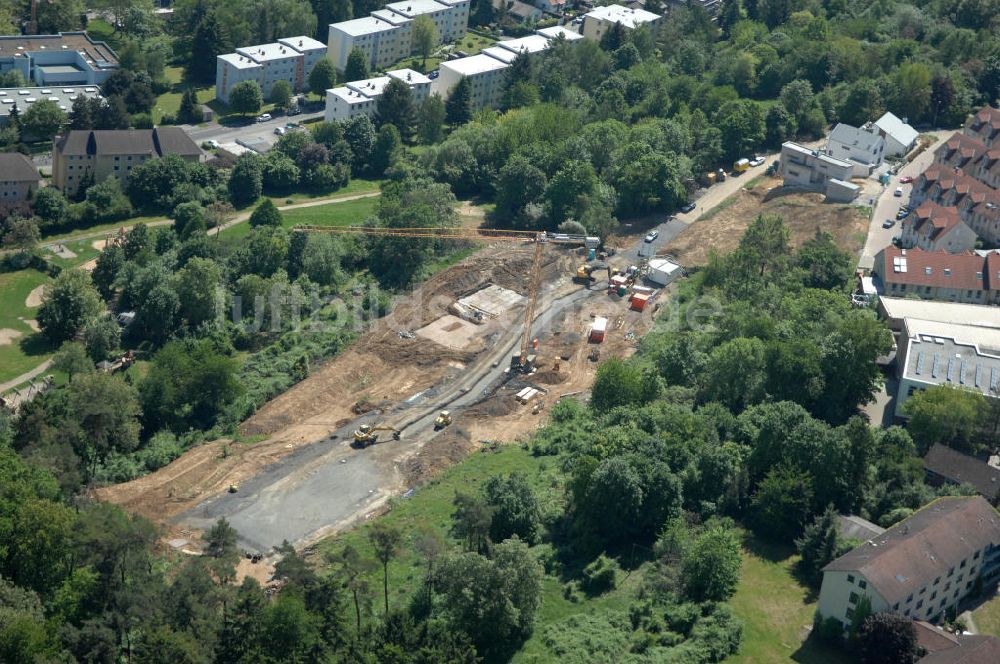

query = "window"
[893,603,900,610]
[906,594,913,603]
[849,592,859,605]
[934,577,940,586]
[949,567,955,577]
[961,559,967,569]
[845,607,855,620]
[916,600,923,609]
[858,580,867,590]
[919,586,926,595]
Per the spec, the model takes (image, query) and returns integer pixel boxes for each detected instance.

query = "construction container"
[630,292,651,312]
[734,158,750,173]
[648,258,682,287]
[590,317,608,343]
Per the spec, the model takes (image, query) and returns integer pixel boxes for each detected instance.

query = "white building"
[433,54,509,110]
[327,0,469,73]
[215,35,326,104]
[580,4,661,41]
[779,141,859,202]
[818,496,1000,630]
[871,111,919,157]
[325,68,431,122]
[827,122,885,176]
[535,25,585,42]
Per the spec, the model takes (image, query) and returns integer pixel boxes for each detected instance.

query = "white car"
[256,113,272,123]
[749,156,766,167]
[274,126,286,136]
[644,230,659,243]
[207,139,220,149]
[894,186,903,197]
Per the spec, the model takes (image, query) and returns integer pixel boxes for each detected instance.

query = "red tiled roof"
[918,167,995,207]
[967,106,1000,133]
[936,133,989,167]
[909,202,963,242]
[876,246,990,291]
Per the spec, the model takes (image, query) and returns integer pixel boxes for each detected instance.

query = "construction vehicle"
[352,423,402,448]
[434,410,452,430]
[292,226,600,375]
[228,483,239,493]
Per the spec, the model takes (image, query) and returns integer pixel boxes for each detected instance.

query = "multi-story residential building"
[535,25,585,42]
[52,128,202,197]
[871,111,918,157]
[481,34,552,63]
[924,444,1000,505]
[433,53,509,110]
[215,36,326,104]
[894,318,1000,417]
[827,122,885,176]
[327,0,470,72]
[872,246,999,304]
[933,132,1000,190]
[818,496,1000,629]
[911,166,995,214]
[0,33,118,86]
[0,153,40,202]
[914,620,1000,662]
[324,68,431,122]
[0,85,101,127]
[900,202,977,254]
[779,142,859,202]
[580,4,662,42]
[878,296,1000,332]
[965,106,1000,149]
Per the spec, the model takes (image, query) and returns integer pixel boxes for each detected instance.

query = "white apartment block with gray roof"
[324,68,430,122]
[327,0,470,73]
[581,4,661,41]
[215,35,326,104]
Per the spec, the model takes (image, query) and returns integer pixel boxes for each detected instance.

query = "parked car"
[287,106,301,116]
[882,219,896,228]
[428,70,439,79]
[899,175,914,184]
[894,186,903,197]
[274,126,286,136]
[207,139,220,149]
[896,207,909,220]
[680,202,696,213]
[644,229,659,243]
[749,156,766,167]
[256,113,272,123]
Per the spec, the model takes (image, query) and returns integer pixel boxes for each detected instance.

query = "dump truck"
[352,423,402,448]
[434,411,453,430]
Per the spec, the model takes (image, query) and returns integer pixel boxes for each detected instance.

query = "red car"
[899,175,914,184]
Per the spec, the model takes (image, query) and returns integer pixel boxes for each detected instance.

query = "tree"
[96,95,131,130]
[69,95,97,130]
[343,115,376,175]
[331,544,375,631]
[765,105,797,148]
[377,78,416,140]
[371,124,402,177]
[451,491,494,553]
[701,337,768,411]
[35,0,85,33]
[309,58,337,97]
[344,47,369,83]
[484,473,540,545]
[190,11,230,84]
[715,99,765,162]
[495,155,547,222]
[32,188,68,229]
[682,523,742,602]
[175,257,224,328]
[368,522,402,614]
[38,269,103,345]
[856,612,919,664]
[591,358,660,412]
[53,341,94,382]
[21,100,66,141]
[135,283,180,345]
[205,517,240,580]
[68,373,142,474]
[173,201,207,241]
[229,153,265,206]
[445,76,473,125]
[177,88,200,124]
[417,94,446,144]
[412,15,438,68]
[91,245,125,299]
[1,217,40,257]
[750,467,814,542]
[270,79,293,111]
[229,80,263,116]
[82,315,120,362]
[797,230,852,290]
[903,385,989,454]
[433,537,542,656]
[249,198,283,228]
[796,507,841,586]
[779,79,814,121]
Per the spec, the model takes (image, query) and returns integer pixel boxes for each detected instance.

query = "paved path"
[0,359,53,395]
[861,131,956,265]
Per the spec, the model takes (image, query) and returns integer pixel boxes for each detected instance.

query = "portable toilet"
[590,317,607,343]
[588,247,596,261]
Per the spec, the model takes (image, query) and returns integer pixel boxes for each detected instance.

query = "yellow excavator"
[434,411,452,430]
[352,423,402,448]
[574,262,611,284]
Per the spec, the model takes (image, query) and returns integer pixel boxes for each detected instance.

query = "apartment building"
[872,246,999,305]
[779,141,859,202]
[965,106,1000,149]
[215,36,326,104]
[827,122,885,176]
[52,128,202,197]
[818,496,1000,629]
[900,202,977,254]
[895,318,1000,417]
[911,166,995,214]
[0,32,118,86]
[327,0,470,72]
[0,153,40,202]
[324,68,431,122]
[433,53,509,110]
[580,4,662,41]
[924,444,1000,505]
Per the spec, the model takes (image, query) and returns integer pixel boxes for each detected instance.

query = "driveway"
[860,131,956,266]
[182,109,326,151]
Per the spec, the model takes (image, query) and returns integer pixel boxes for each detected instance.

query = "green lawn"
[971,590,1000,637]
[217,196,379,245]
[153,66,217,124]
[0,269,55,384]
[726,536,851,664]
[42,215,168,243]
[265,177,382,205]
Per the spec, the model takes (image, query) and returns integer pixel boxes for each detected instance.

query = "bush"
[135,431,184,472]
[582,554,620,595]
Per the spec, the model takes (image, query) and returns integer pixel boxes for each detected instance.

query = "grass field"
[971,590,1000,637]
[42,215,168,243]
[726,536,851,664]
[265,178,382,206]
[153,66,218,124]
[217,196,379,245]
[0,269,54,384]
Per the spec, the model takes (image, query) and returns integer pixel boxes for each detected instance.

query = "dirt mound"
[531,370,568,385]
[402,427,477,487]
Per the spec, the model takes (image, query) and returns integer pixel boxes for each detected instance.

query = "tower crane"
[292,225,599,373]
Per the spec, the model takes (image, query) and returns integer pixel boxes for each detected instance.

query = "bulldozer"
[434,411,452,430]
[352,423,402,448]
[573,262,610,284]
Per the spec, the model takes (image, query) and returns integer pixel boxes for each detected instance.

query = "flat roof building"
[535,25,584,41]
[0,32,118,86]
[432,53,509,111]
[324,68,431,123]
[216,35,328,104]
[878,296,1000,331]
[581,4,661,41]
[0,85,101,126]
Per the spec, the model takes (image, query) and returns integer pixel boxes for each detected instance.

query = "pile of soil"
[402,427,476,486]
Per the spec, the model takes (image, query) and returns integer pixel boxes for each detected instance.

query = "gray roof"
[829,122,883,153]
[56,127,200,158]
[0,152,40,182]
[836,514,886,542]
[823,496,1000,606]
[924,444,1000,499]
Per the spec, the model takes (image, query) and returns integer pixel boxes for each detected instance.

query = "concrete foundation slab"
[416,314,482,350]
[457,284,524,319]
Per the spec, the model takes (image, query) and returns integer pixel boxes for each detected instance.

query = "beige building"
[0,153,40,202]
[52,128,202,197]
[900,202,977,254]
[818,496,1000,630]
[580,4,661,41]
[872,246,999,304]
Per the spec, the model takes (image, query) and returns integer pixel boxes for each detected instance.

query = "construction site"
[95,227,678,560]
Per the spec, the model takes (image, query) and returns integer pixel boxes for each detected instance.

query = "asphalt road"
[183,107,326,152]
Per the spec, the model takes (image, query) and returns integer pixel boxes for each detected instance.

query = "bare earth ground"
[0,328,22,345]
[25,285,44,308]
[95,243,654,550]
[665,176,869,266]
